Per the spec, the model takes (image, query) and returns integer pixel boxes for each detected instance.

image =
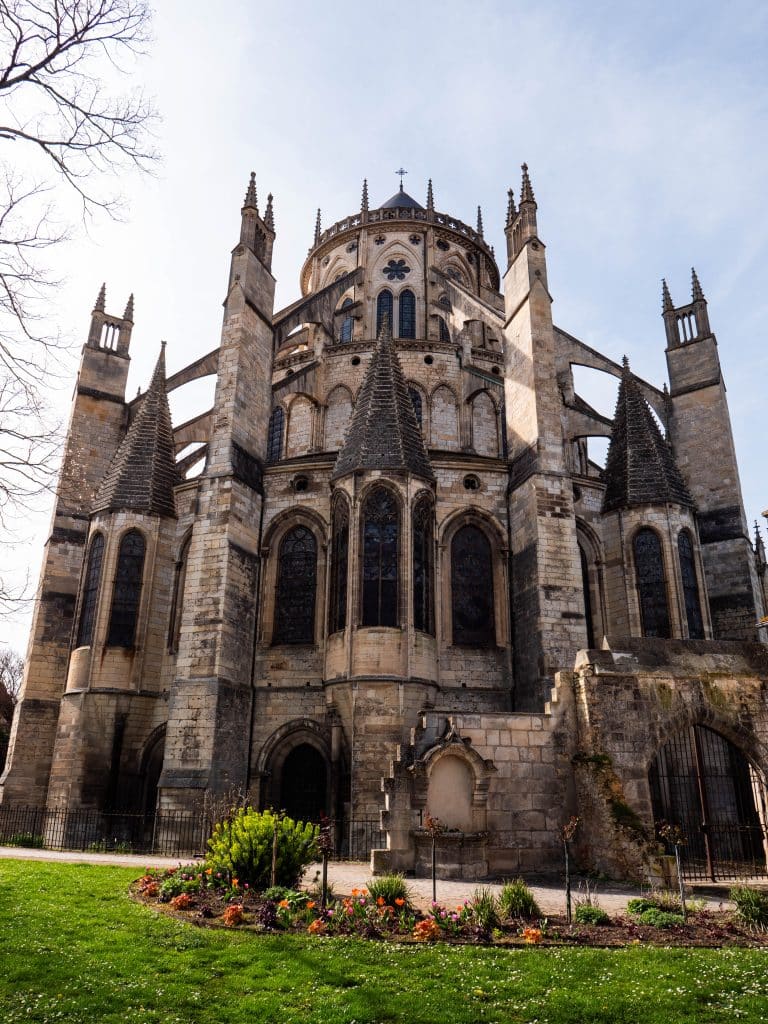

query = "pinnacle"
[662,278,674,313]
[361,178,369,213]
[94,283,106,312]
[476,205,484,237]
[520,163,536,204]
[506,188,516,226]
[243,171,258,211]
[691,267,705,301]
[314,208,321,245]
[264,193,275,231]
[123,293,134,322]
[426,179,434,212]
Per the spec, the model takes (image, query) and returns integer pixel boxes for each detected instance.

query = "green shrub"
[499,878,540,920]
[5,832,44,848]
[366,874,412,908]
[469,887,499,931]
[628,891,682,917]
[206,808,318,890]
[574,904,610,926]
[627,896,660,916]
[157,865,204,902]
[730,886,768,927]
[638,908,685,928]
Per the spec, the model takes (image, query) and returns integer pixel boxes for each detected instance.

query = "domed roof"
[379,185,424,210]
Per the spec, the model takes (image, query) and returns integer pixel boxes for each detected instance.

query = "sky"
[3,0,768,648]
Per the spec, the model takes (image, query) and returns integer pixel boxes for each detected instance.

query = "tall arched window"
[362,486,399,627]
[678,529,704,640]
[107,530,146,648]
[579,544,595,649]
[167,534,191,653]
[274,526,317,644]
[76,532,104,647]
[438,316,450,343]
[451,525,494,645]
[376,289,393,335]
[408,386,423,428]
[267,407,284,463]
[339,298,354,343]
[634,528,671,638]
[328,499,349,634]
[413,498,434,635]
[399,289,416,339]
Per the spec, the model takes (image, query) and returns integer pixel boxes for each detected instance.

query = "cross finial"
[396,167,408,191]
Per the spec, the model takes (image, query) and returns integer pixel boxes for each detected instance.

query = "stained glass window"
[167,534,191,653]
[362,486,399,627]
[408,387,423,428]
[329,499,349,634]
[339,298,354,343]
[634,528,671,638]
[438,316,450,343]
[413,498,434,634]
[451,525,494,645]
[399,289,416,339]
[274,526,317,644]
[76,533,104,647]
[678,529,704,640]
[579,544,595,649]
[383,259,410,281]
[107,530,145,648]
[267,407,284,463]
[376,290,393,335]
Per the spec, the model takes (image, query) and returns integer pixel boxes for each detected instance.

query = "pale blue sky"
[4,0,768,643]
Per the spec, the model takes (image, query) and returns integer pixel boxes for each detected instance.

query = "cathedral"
[2,167,768,881]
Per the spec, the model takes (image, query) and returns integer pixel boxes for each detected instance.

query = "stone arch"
[139,725,166,815]
[261,508,328,646]
[439,508,508,647]
[358,481,403,629]
[468,389,499,457]
[411,723,497,832]
[324,385,353,451]
[439,253,473,288]
[257,719,332,821]
[321,256,353,289]
[406,380,427,434]
[576,518,605,649]
[430,384,459,450]
[630,524,672,639]
[285,393,317,457]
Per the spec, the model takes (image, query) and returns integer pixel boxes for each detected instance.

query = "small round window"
[424,355,434,365]
[351,356,361,366]
[293,475,309,493]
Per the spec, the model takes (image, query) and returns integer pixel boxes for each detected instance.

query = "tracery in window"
[634,528,671,638]
[408,386,423,428]
[451,525,494,645]
[274,526,317,644]
[362,486,399,627]
[107,530,146,648]
[413,498,434,635]
[376,289,393,335]
[76,533,104,647]
[678,529,704,640]
[339,298,354,343]
[329,498,349,634]
[438,316,450,343]
[167,534,191,653]
[267,407,284,463]
[399,289,416,339]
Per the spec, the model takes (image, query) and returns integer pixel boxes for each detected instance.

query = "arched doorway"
[649,725,768,880]
[279,743,329,823]
[141,730,165,816]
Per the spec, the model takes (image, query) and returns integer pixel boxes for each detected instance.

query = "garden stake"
[561,816,579,925]
[658,822,688,922]
[424,812,442,905]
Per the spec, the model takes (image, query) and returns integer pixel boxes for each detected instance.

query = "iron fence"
[677,823,768,882]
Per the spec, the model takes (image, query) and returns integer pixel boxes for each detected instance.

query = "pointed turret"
[123,293,134,322]
[361,178,369,214]
[662,278,673,312]
[505,165,539,263]
[92,344,179,518]
[264,193,274,231]
[506,188,516,227]
[332,316,434,482]
[755,522,766,571]
[94,283,106,312]
[476,205,484,237]
[426,179,434,213]
[314,208,322,246]
[243,171,258,212]
[691,267,704,301]
[602,359,694,513]
[520,163,536,206]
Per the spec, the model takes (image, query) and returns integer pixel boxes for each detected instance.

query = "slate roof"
[602,363,694,513]
[93,346,180,518]
[331,317,434,482]
[379,185,424,210]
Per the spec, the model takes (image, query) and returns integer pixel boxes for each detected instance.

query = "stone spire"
[264,193,274,231]
[426,179,434,213]
[123,293,134,322]
[520,163,536,205]
[332,316,434,482]
[691,266,704,301]
[94,283,106,312]
[361,178,369,214]
[314,208,321,246]
[476,205,484,237]
[506,188,516,227]
[92,344,179,518]
[602,359,694,513]
[243,171,258,212]
[755,521,766,571]
[662,278,674,312]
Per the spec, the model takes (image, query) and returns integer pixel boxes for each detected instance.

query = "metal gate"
[649,724,768,881]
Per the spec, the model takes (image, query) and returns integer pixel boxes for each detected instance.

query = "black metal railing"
[678,823,768,882]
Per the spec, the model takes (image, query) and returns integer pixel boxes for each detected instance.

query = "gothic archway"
[279,744,330,823]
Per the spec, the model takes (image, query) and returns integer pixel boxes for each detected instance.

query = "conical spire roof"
[602,360,694,513]
[93,345,180,517]
[331,317,434,482]
[380,183,424,210]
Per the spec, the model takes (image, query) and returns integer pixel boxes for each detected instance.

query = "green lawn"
[1,861,767,1023]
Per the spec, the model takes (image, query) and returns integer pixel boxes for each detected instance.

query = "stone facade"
[2,170,768,882]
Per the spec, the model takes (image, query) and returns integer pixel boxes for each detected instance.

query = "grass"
[1,861,767,1023]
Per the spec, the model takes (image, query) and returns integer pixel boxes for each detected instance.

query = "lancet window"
[438,316,450,343]
[412,498,434,635]
[399,289,416,339]
[76,533,104,647]
[274,526,317,644]
[107,530,146,648]
[376,289,393,335]
[267,407,284,463]
[451,525,494,645]
[678,529,704,640]
[408,386,423,428]
[167,534,191,653]
[339,298,354,343]
[328,499,349,634]
[634,528,671,638]
[361,486,399,627]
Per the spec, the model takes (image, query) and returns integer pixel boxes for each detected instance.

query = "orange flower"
[278,899,290,909]
[205,868,213,875]
[395,898,405,907]
[376,896,385,907]
[307,918,327,935]
[351,888,360,897]
[522,927,543,945]
[232,878,239,888]
[306,900,316,909]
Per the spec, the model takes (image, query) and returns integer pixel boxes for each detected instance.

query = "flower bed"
[131,867,768,948]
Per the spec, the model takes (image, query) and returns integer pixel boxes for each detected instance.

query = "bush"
[637,908,685,928]
[627,897,660,916]
[730,886,768,927]
[206,808,318,890]
[5,832,44,848]
[628,891,682,917]
[499,878,540,920]
[468,887,499,932]
[574,904,610,925]
[366,874,412,908]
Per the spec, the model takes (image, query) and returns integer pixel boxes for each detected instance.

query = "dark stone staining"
[509,444,538,489]
[50,527,88,545]
[231,442,263,493]
[697,506,745,544]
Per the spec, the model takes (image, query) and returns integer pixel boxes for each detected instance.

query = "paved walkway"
[0,845,732,913]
